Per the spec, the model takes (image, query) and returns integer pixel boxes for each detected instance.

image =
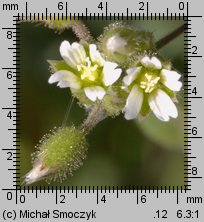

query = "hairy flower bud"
[20,17,77,33]
[98,22,155,66]
[24,126,87,184]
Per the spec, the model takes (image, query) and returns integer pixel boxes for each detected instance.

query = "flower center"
[77,57,99,82]
[140,73,160,93]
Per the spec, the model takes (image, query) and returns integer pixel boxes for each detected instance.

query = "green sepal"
[102,86,127,117]
[71,88,94,106]
[47,60,71,73]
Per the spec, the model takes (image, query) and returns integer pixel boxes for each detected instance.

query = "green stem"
[80,103,107,135]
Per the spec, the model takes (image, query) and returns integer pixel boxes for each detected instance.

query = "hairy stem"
[156,23,185,49]
[80,103,107,135]
[72,21,94,43]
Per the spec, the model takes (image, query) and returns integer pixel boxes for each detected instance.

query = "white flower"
[123,56,182,121]
[49,41,122,102]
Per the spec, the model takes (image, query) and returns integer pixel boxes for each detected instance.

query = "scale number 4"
[101,195,106,203]
[7,111,13,119]
[192,87,197,95]
[98,2,103,10]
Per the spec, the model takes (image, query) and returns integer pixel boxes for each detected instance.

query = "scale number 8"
[7,31,13,39]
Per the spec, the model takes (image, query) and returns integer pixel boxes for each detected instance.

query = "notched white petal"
[89,44,105,66]
[60,41,71,57]
[123,85,143,120]
[71,42,86,64]
[48,70,81,89]
[60,41,86,69]
[141,56,162,70]
[60,41,76,68]
[156,89,178,118]
[149,89,178,121]
[161,69,181,80]
[123,67,142,86]
[72,42,86,57]
[103,62,122,86]
[148,92,169,121]
[160,69,182,91]
[84,86,106,102]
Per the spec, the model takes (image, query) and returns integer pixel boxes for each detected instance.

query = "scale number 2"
[7,152,13,160]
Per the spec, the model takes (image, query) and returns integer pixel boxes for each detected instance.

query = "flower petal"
[123,85,143,120]
[48,70,81,89]
[141,56,162,70]
[160,69,182,91]
[60,41,86,69]
[89,44,105,66]
[148,89,178,121]
[102,62,122,86]
[71,42,87,63]
[84,86,106,102]
[123,67,142,86]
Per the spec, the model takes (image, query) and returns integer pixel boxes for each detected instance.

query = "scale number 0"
[6,192,26,203]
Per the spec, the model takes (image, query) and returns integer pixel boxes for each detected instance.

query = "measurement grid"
[0,0,203,221]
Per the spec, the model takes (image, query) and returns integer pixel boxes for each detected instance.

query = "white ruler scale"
[0,0,203,221]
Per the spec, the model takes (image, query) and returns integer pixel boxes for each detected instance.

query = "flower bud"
[42,19,76,33]
[98,22,155,66]
[20,17,78,33]
[24,126,87,184]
